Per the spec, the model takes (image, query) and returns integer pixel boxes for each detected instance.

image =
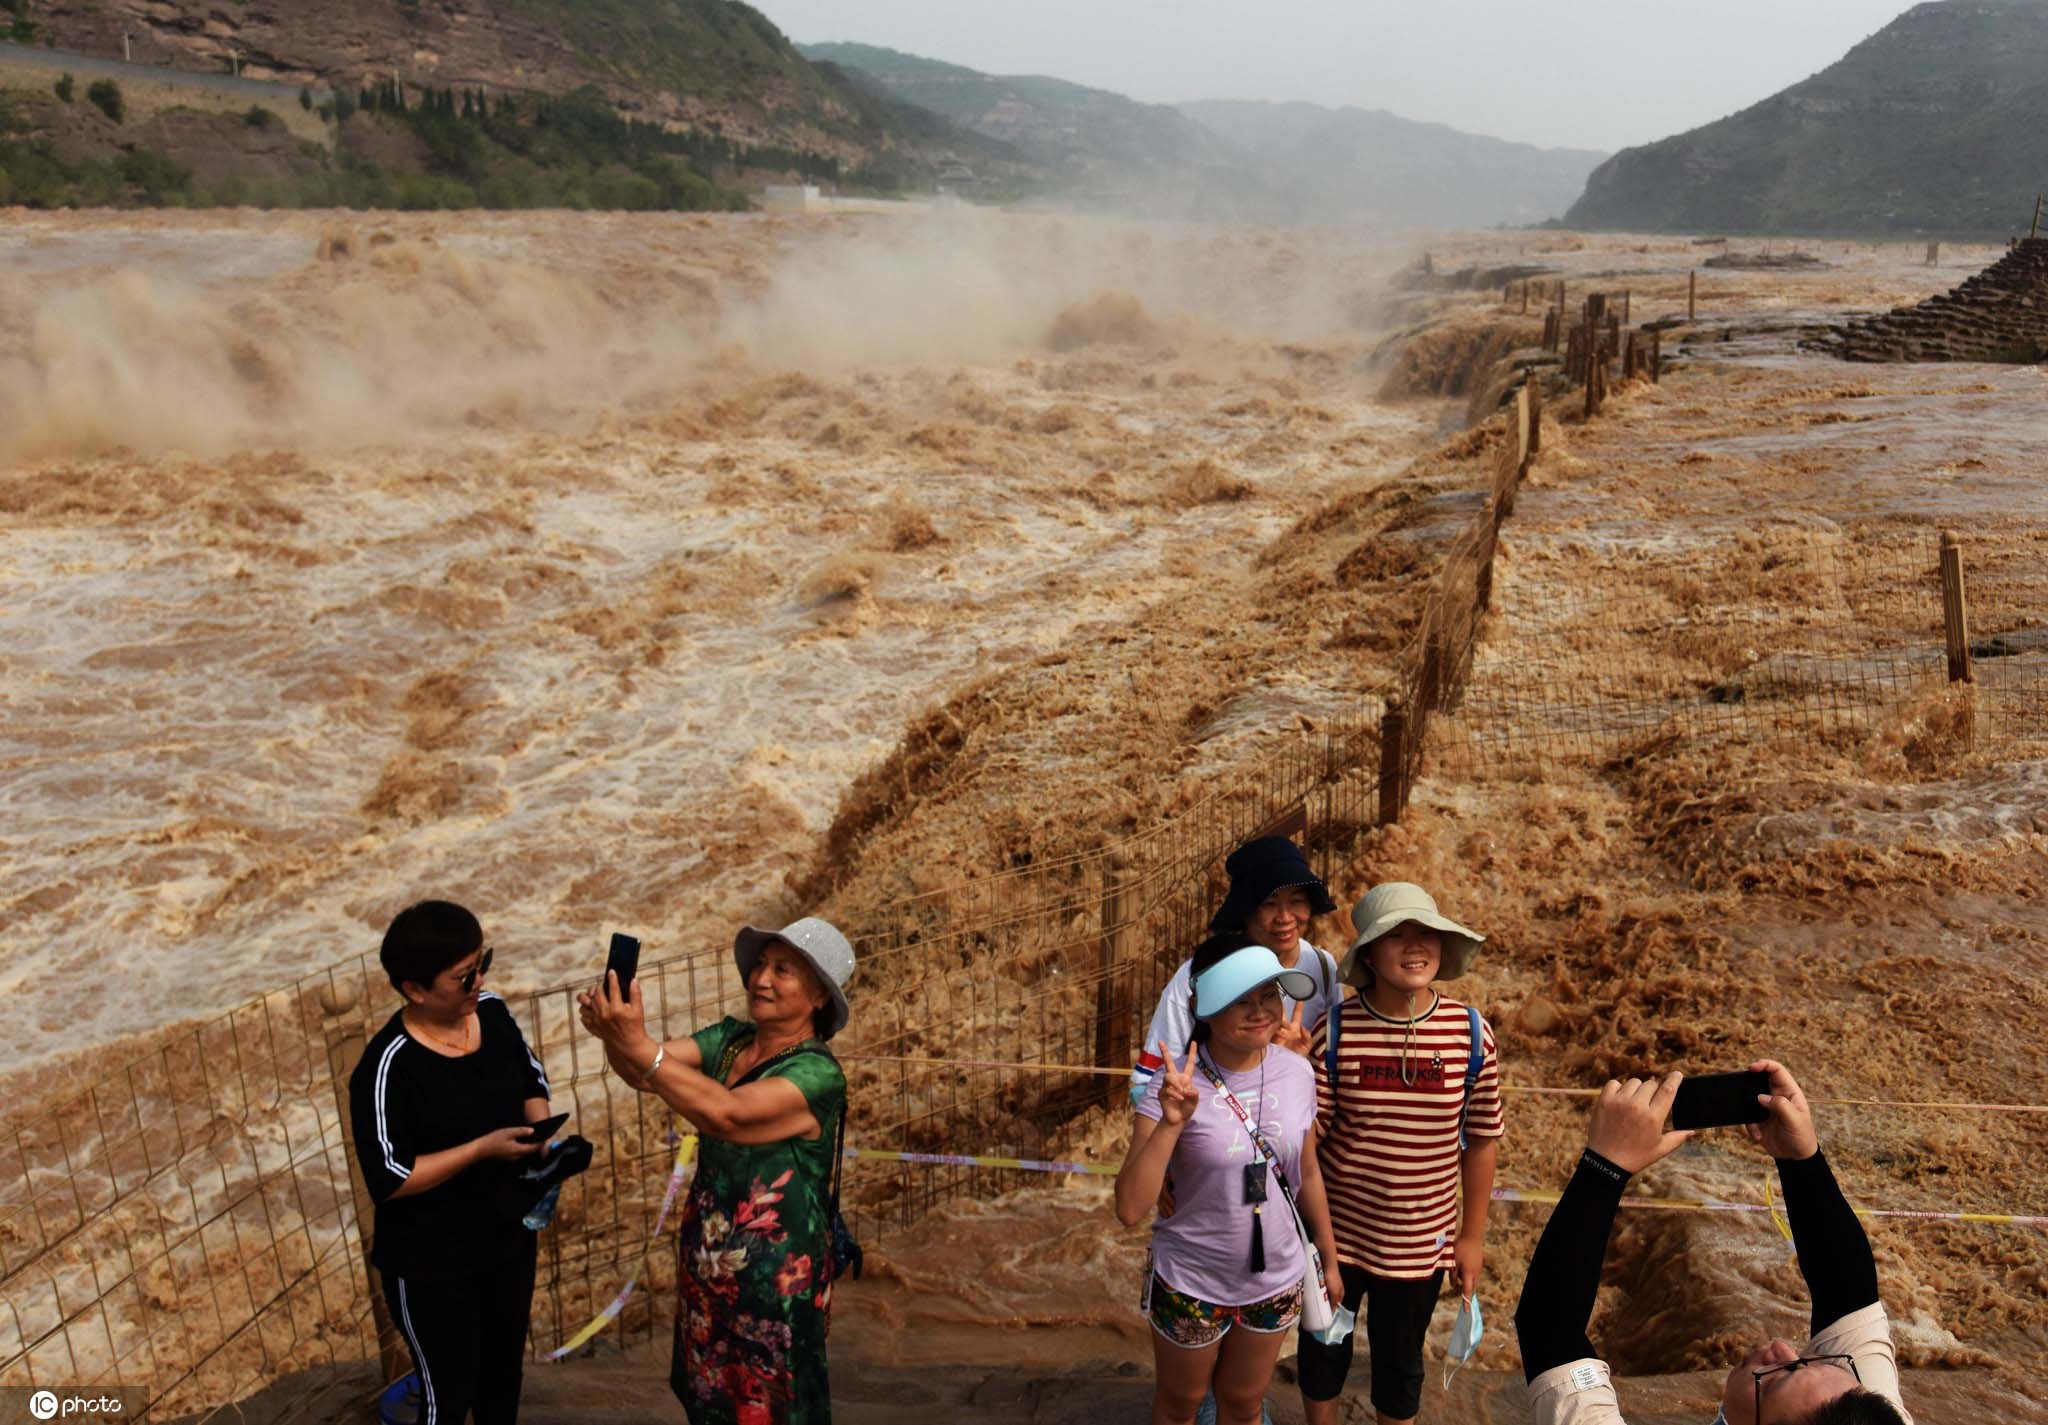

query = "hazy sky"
[756,0,1919,153]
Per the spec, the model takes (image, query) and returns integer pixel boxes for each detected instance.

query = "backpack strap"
[1459,1005,1483,1150]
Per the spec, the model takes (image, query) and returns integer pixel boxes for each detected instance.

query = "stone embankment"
[1810,237,2048,363]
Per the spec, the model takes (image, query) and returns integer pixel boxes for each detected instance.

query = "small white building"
[761,184,822,213]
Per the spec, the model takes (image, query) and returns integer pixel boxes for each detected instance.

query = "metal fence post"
[1377,695,1408,826]
[320,980,411,1388]
[1940,530,1973,683]
[1096,868,1135,1106]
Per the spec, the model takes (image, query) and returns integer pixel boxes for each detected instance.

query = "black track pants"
[383,1233,538,1425]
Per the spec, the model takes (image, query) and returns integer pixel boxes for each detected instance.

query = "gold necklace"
[408,1010,474,1055]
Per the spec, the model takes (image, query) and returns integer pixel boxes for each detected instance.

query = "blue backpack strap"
[1459,1004,1483,1149]
[1323,953,1342,1089]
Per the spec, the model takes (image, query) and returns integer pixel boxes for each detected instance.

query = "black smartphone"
[521,1111,570,1144]
[606,932,642,1001]
[1670,1070,1772,1130]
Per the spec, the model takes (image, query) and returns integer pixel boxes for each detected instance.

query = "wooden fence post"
[1525,371,1542,458]
[1940,531,1973,683]
[1688,269,1697,321]
[320,981,412,1389]
[1651,329,1662,384]
[1096,869,1136,1105]
[1377,695,1407,826]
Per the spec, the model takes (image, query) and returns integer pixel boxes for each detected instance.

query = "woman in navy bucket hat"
[1132,838,1344,1104]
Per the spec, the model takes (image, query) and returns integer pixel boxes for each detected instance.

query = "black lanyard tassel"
[1249,1204,1265,1272]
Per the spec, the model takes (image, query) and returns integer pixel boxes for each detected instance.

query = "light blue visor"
[1193,946,1319,1019]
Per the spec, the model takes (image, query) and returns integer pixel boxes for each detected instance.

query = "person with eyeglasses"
[348,900,556,1425]
[1515,1061,1911,1425]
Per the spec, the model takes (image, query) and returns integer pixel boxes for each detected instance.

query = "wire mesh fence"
[20,373,2039,1422]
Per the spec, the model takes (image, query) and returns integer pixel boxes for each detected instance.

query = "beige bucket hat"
[1339,882,1485,988]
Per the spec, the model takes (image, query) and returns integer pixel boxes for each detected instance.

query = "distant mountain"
[799,41,1233,183]
[1181,100,1606,228]
[1566,0,2048,235]
[802,42,1603,225]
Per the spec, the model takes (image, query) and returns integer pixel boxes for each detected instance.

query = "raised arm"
[1747,1059,1878,1332]
[1116,1042,1197,1226]
[1516,1073,1691,1381]
[579,974,814,1145]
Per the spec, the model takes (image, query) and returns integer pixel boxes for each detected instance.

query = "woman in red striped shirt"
[1300,883,1503,1425]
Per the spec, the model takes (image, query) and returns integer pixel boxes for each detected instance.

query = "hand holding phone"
[605,932,642,1002]
[1742,1059,1818,1160]
[521,1111,570,1145]
[1586,1072,1691,1174]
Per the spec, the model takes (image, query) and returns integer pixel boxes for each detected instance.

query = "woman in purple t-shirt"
[1116,937,1346,1425]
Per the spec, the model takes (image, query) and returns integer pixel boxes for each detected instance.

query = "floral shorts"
[1147,1274,1303,1349]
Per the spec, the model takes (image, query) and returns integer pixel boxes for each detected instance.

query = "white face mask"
[1310,1304,1356,1346]
[1444,1293,1483,1388]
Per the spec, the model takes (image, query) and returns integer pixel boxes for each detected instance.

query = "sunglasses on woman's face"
[456,947,494,993]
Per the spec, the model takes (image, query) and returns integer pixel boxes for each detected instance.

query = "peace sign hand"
[1156,1040,1202,1128]
[1274,998,1311,1057]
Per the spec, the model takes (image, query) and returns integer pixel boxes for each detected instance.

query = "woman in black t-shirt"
[348,900,553,1425]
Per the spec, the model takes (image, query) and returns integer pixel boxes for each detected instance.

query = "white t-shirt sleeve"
[1144,960,1196,1062]
[1131,960,1196,1106]
[1808,1304,1912,1424]
[1527,1358,1626,1425]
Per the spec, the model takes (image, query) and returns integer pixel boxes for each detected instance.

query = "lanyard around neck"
[1194,1052,1294,1198]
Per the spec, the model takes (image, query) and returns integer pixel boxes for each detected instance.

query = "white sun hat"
[1339,883,1485,988]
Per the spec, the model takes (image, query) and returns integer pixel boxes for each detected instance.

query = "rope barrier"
[543,1131,697,1362]
[837,1053,2048,1114]
[842,1146,2048,1228]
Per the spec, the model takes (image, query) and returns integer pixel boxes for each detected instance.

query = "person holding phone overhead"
[1517,1062,1912,1425]
[347,900,555,1425]
[579,917,856,1425]
[1116,935,1346,1425]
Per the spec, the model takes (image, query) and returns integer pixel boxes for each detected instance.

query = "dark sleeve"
[348,1035,416,1205]
[488,996,550,1101]
[1516,1148,1630,1381]
[1776,1151,1879,1333]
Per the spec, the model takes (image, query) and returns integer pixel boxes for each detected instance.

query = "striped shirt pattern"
[1310,993,1504,1279]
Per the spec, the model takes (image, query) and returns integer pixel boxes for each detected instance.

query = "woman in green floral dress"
[580,917,856,1425]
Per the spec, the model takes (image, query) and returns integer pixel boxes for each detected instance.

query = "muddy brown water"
[5,216,2046,1418]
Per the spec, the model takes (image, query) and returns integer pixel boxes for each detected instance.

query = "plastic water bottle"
[522,1183,562,1231]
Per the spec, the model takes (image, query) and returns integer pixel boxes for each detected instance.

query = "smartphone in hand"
[521,1111,570,1144]
[1670,1070,1772,1130]
[606,932,642,1001]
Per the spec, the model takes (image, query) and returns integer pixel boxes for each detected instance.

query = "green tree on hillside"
[54,73,74,103]
[86,79,124,123]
